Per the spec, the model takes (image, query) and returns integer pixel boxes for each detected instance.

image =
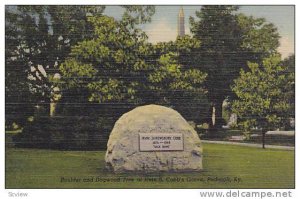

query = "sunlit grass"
[6,143,294,188]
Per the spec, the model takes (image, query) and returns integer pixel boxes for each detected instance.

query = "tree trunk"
[214,100,224,129]
[208,104,214,129]
[208,100,223,137]
[262,131,266,149]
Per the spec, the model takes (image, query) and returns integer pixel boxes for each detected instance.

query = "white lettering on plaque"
[139,133,184,151]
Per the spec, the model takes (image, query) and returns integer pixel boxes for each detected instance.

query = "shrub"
[14,115,114,150]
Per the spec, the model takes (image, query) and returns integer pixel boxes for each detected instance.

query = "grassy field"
[5,143,294,189]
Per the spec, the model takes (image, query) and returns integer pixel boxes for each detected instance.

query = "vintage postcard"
[5,4,295,192]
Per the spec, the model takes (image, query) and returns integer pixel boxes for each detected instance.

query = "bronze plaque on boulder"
[139,133,184,151]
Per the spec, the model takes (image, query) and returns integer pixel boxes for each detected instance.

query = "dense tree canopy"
[6,5,295,150]
[282,54,295,73]
[232,55,294,134]
[145,35,209,122]
[59,17,209,122]
[5,5,106,126]
[190,5,280,129]
[60,15,149,104]
[5,5,156,126]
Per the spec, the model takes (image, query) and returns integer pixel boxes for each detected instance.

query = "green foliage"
[60,20,208,122]
[7,6,158,149]
[232,55,294,132]
[281,55,295,121]
[60,15,149,104]
[5,5,105,127]
[282,54,295,73]
[5,7,38,126]
[14,115,113,150]
[146,36,209,122]
[149,52,206,91]
[190,6,240,51]
[189,5,281,128]
[121,6,155,27]
[237,14,280,55]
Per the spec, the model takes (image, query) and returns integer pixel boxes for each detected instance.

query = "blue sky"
[104,5,294,58]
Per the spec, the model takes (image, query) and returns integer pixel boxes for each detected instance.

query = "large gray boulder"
[105,104,203,173]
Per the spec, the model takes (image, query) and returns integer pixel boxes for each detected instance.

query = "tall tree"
[5,5,106,126]
[5,7,35,127]
[59,15,209,123]
[281,54,295,126]
[190,6,280,130]
[281,54,295,73]
[145,35,209,123]
[59,15,150,110]
[231,55,294,148]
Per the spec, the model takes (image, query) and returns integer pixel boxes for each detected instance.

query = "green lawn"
[6,143,294,188]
